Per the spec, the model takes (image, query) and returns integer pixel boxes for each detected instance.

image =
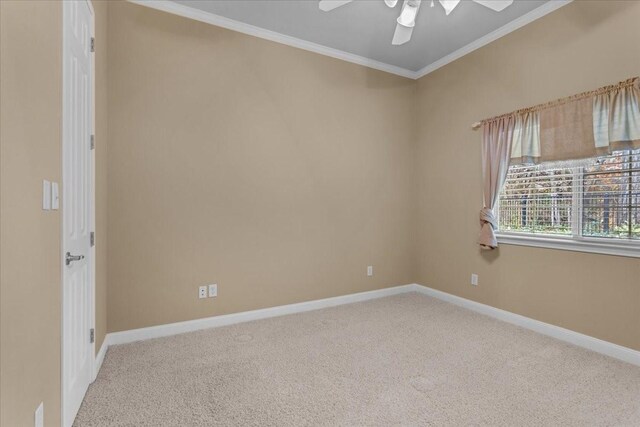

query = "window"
[497,149,640,257]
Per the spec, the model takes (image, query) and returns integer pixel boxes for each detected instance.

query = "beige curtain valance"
[477,77,640,250]
[480,77,640,165]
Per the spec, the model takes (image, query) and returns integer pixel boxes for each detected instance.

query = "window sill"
[496,232,640,258]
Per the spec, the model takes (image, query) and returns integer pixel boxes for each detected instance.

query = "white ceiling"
[135,0,571,79]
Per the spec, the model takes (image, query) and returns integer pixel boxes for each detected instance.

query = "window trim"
[496,231,640,258]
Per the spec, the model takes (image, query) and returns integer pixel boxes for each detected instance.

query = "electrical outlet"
[471,274,478,286]
[367,266,373,277]
[198,286,207,299]
[35,402,43,427]
[208,284,217,298]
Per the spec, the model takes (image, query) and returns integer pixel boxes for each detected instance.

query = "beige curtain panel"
[593,79,640,153]
[477,77,640,249]
[478,116,515,250]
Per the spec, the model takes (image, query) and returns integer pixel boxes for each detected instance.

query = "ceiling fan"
[319,0,514,45]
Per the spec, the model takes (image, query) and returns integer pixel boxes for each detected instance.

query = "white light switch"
[51,182,59,210]
[42,180,51,210]
[367,266,373,277]
[471,274,478,286]
[208,284,217,298]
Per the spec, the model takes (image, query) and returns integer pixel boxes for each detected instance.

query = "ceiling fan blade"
[318,0,353,12]
[472,0,514,12]
[392,23,414,45]
[438,0,461,15]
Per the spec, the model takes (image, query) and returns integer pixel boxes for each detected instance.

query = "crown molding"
[127,0,419,79]
[128,0,572,81]
[414,0,573,78]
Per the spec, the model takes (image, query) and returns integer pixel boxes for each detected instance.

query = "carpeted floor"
[75,292,640,426]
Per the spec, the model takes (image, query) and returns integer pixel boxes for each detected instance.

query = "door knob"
[65,252,85,266]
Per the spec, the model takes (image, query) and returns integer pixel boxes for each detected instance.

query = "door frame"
[61,1,96,426]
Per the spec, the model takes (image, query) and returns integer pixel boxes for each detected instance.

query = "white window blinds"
[498,149,640,240]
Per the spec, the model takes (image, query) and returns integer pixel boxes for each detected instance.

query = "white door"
[62,1,95,426]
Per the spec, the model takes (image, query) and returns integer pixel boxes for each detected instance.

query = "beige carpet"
[75,292,640,426]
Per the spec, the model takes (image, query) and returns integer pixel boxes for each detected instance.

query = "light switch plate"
[51,182,59,210]
[42,180,51,210]
[367,266,373,277]
[471,274,478,286]
[208,284,217,298]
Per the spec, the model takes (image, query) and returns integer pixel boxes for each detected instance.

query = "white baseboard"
[106,284,416,346]
[412,284,640,367]
[92,337,108,382]
[93,282,639,380]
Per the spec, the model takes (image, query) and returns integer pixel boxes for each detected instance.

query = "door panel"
[62,1,94,426]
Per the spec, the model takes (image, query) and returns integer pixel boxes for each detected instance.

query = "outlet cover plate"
[35,402,43,427]
[198,286,207,299]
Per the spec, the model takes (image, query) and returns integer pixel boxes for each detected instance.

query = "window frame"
[496,152,640,258]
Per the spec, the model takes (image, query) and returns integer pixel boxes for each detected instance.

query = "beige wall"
[415,0,640,351]
[2,1,639,425]
[107,1,640,349]
[1,1,108,425]
[106,2,417,332]
[0,2,63,426]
